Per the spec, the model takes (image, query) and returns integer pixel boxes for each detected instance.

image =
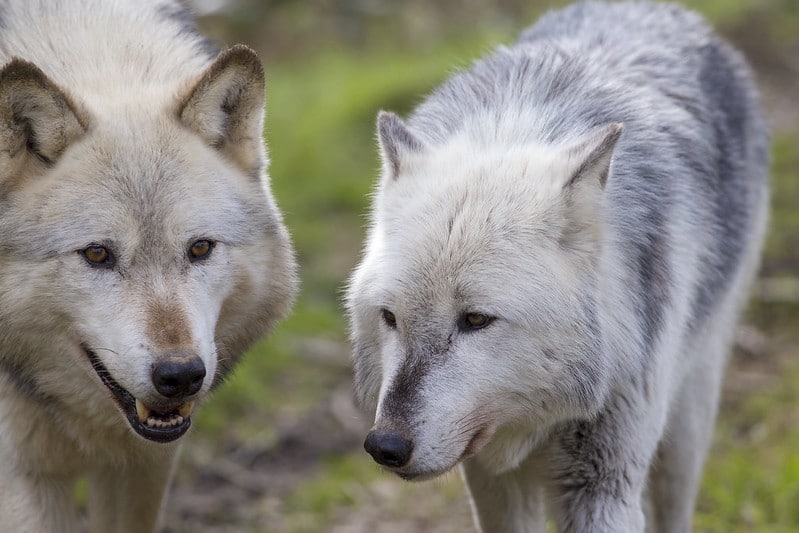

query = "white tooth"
[147,417,156,427]
[178,401,195,418]
[135,399,150,422]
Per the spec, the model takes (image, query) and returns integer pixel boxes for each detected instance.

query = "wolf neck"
[406,43,605,151]
[410,106,558,153]
[475,424,554,475]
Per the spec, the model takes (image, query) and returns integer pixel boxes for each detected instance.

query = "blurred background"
[158,1,799,531]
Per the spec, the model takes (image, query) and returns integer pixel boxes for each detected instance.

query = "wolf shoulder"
[508,1,769,234]
[516,0,769,158]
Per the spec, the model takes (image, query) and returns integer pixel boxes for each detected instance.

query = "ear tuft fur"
[0,58,87,173]
[377,110,425,179]
[179,44,267,177]
[565,122,623,189]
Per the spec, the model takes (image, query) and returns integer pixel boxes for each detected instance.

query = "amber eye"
[188,239,215,262]
[460,313,494,331]
[381,309,397,329]
[80,245,115,268]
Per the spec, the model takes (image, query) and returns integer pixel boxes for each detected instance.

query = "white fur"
[347,3,769,530]
[356,129,620,476]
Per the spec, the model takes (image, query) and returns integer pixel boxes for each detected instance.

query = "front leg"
[549,395,666,533]
[462,455,547,533]
[88,446,179,533]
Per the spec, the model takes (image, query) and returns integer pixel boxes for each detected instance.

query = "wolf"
[347,1,769,531]
[0,0,297,531]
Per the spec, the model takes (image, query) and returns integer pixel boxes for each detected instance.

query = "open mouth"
[82,344,195,443]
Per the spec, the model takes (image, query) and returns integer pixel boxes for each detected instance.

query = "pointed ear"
[179,45,266,177]
[563,123,622,190]
[0,58,87,172]
[377,111,426,179]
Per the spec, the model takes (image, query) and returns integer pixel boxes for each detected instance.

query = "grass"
[762,133,799,275]
[696,348,799,532]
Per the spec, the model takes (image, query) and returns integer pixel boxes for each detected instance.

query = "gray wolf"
[347,1,769,531]
[0,1,297,531]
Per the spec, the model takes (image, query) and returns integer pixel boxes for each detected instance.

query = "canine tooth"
[178,401,195,418]
[135,399,150,422]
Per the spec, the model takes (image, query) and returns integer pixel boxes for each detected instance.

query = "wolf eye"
[381,309,397,329]
[188,239,215,262]
[80,245,115,269]
[459,313,494,331]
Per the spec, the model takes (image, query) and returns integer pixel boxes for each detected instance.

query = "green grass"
[284,455,377,521]
[282,453,469,533]
[696,353,799,532]
[762,133,799,275]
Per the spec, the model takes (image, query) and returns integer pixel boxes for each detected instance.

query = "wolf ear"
[377,111,426,179]
[0,59,87,172]
[563,123,623,190]
[180,45,266,177]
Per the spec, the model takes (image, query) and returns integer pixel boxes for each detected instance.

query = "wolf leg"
[647,372,722,532]
[88,450,178,533]
[647,313,737,532]
[548,386,677,533]
[462,456,547,533]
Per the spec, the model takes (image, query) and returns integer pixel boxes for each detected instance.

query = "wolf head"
[348,112,621,478]
[0,46,297,444]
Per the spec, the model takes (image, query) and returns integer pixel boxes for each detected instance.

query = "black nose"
[151,356,206,398]
[364,429,414,468]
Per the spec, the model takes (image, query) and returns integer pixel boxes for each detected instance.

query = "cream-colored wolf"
[0,1,297,531]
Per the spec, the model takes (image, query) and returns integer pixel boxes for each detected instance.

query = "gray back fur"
[405,0,768,350]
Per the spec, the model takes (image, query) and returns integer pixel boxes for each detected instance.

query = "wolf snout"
[151,355,206,399]
[364,429,414,468]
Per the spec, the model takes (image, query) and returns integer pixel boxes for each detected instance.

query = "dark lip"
[395,469,447,482]
[81,343,191,443]
[392,427,490,481]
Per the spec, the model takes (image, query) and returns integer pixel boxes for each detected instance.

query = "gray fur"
[348,2,769,531]
[157,1,217,55]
